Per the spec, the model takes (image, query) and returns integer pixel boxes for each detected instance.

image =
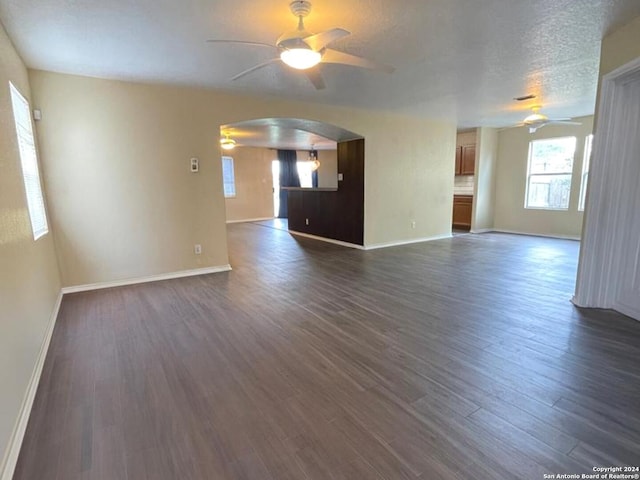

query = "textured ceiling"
[1,0,640,128]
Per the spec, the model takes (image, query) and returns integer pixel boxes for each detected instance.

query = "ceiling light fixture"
[308,148,320,171]
[220,133,236,150]
[280,48,322,70]
[523,106,547,125]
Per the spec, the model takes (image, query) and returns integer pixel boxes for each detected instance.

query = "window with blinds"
[221,156,236,198]
[9,82,49,240]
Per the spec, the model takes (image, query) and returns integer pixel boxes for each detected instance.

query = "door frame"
[573,54,640,321]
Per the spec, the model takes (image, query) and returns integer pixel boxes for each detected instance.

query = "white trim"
[288,230,365,250]
[226,217,275,224]
[469,228,493,234]
[492,228,580,241]
[364,234,452,251]
[61,265,232,294]
[1,291,63,480]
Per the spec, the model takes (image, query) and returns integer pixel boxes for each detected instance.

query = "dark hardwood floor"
[14,226,640,479]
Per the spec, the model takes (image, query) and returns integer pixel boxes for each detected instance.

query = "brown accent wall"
[287,139,364,245]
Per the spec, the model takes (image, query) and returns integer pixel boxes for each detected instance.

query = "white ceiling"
[1,0,640,128]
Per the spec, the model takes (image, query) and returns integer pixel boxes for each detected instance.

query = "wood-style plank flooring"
[14,225,640,479]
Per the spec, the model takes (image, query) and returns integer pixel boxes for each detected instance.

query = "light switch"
[338,173,344,181]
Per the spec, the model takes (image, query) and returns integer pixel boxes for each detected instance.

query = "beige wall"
[317,150,338,189]
[224,147,274,222]
[472,127,498,231]
[30,70,456,275]
[493,116,594,238]
[0,25,61,475]
[295,150,338,189]
[29,71,231,286]
[600,16,640,78]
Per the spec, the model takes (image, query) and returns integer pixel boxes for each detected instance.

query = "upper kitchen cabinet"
[460,145,476,175]
[455,130,477,176]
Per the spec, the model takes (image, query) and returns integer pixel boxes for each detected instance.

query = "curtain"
[278,149,300,218]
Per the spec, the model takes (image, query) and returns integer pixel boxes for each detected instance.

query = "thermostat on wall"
[190,157,199,172]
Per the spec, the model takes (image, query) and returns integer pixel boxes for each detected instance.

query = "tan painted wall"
[472,127,498,232]
[317,150,338,189]
[224,147,274,222]
[493,116,594,238]
[0,25,61,474]
[295,150,338,189]
[29,71,231,286]
[600,16,640,78]
[29,70,456,281]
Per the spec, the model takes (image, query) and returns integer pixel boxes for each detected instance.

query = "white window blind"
[9,82,49,240]
[221,156,236,197]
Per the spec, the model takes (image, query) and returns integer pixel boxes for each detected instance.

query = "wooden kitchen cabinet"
[453,195,473,229]
[460,145,476,175]
[454,144,475,175]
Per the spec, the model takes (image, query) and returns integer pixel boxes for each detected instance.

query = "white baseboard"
[61,265,232,294]
[492,229,580,241]
[470,228,493,234]
[364,233,452,251]
[1,291,63,480]
[226,217,274,224]
[288,230,365,250]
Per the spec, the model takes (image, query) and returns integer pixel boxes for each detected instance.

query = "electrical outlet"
[305,218,309,225]
[190,157,199,173]
[411,221,416,229]
[194,244,202,255]
[338,173,344,181]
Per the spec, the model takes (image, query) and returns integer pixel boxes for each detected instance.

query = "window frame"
[221,155,236,198]
[524,136,577,211]
[578,134,593,212]
[9,82,49,241]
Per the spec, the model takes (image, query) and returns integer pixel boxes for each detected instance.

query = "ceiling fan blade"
[549,120,582,126]
[302,28,350,51]
[321,48,394,73]
[498,123,525,131]
[231,58,281,81]
[303,67,326,90]
[207,39,276,49]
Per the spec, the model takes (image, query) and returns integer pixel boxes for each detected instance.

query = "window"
[578,134,593,211]
[525,136,576,210]
[221,156,235,197]
[9,82,49,240]
[297,161,313,188]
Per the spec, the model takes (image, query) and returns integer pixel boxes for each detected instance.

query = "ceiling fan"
[207,0,394,90]
[514,106,582,133]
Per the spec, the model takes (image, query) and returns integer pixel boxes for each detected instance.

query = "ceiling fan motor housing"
[290,0,312,18]
[278,1,314,49]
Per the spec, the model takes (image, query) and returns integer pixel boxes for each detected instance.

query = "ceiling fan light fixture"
[280,48,322,70]
[523,112,547,124]
[220,133,236,150]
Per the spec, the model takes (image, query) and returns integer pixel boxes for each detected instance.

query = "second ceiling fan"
[207,0,394,90]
